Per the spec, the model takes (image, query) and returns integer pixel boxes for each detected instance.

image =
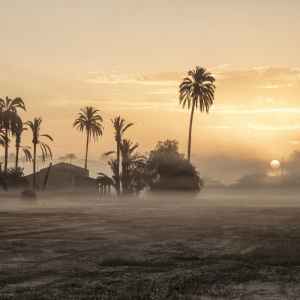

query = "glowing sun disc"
[270,160,280,169]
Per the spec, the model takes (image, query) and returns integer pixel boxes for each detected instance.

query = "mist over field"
[1,189,300,299]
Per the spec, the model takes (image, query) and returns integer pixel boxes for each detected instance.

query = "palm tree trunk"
[116,139,121,196]
[121,161,129,196]
[187,99,196,162]
[15,144,19,168]
[4,128,8,171]
[84,132,89,175]
[33,143,36,190]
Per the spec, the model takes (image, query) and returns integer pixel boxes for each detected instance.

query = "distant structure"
[96,175,114,196]
[25,162,98,192]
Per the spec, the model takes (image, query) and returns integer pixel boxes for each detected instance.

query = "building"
[25,162,98,192]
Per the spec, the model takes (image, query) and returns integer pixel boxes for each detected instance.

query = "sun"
[270,160,280,169]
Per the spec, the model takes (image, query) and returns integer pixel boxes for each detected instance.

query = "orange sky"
[1,1,300,183]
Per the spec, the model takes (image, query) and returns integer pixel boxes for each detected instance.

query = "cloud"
[261,85,279,89]
[215,67,300,81]
[78,71,185,85]
[79,67,300,93]
[289,141,300,144]
[77,66,300,112]
[212,107,300,114]
[104,99,176,111]
[38,98,112,108]
[204,126,233,129]
[214,67,300,107]
[144,88,177,94]
[248,123,300,130]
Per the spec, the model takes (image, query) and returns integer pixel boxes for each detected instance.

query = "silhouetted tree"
[201,175,224,187]
[129,163,154,197]
[231,172,271,188]
[4,167,28,189]
[12,118,32,168]
[111,116,133,196]
[96,172,115,195]
[119,139,146,196]
[0,97,26,171]
[148,140,203,195]
[179,67,216,162]
[59,153,76,160]
[107,158,118,187]
[25,117,53,190]
[73,107,104,173]
[58,153,76,165]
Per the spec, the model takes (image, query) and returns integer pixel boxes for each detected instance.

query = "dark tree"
[25,117,53,190]
[148,140,203,195]
[12,118,32,168]
[179,67,216,162]
[107,158,118,187]
[73,107,104,173]
[119,139,146,196]
[4,167,28,189]
[0,97,26,171]
[129,163,154,197]
[111,116,133,196]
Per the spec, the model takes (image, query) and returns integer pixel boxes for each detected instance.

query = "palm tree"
[73,107,104,173]
[107,158,118,186]
[0,97,26,171]
[179,67,216,162]
[12,118,32,168]
[119,139,146,196]
[111,116,133,195]
[25,117,53,189]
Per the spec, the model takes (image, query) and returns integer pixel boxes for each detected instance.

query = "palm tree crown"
[73,106,104,172]
[179,67,216,162]
[0,97,26,171]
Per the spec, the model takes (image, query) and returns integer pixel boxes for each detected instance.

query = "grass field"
[0,191,300,299]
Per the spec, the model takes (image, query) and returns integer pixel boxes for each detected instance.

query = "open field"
[1,191,300,299]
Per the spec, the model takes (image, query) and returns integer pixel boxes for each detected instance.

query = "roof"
[41,162,88,177]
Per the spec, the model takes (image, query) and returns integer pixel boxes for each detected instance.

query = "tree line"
[0,66,216,196]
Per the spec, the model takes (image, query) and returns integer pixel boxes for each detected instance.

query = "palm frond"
[21,146,32,162]
[179,66,216,113]
[105,151,116,156]
[40,134,53,142]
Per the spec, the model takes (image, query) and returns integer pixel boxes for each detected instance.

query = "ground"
[1,190,300,299]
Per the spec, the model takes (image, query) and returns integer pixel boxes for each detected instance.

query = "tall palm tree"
[25,117,53,189]
[111,116,133,195]
[12,118,32,168]
[179,67,216,162]
[119,139,146,196]
[73,107,104,173]
[0,97,26,171]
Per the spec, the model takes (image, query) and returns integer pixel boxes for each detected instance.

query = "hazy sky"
[1,0,300,182]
